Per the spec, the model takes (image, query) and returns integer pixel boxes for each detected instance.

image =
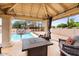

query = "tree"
[12,21,21,29]
[74,22,79,28]
[56,18,79,28]
[57,23,67,28]
[12,21,28,29]
[67,18,76,28]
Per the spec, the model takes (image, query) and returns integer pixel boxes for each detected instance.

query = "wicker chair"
[59,36,79,56]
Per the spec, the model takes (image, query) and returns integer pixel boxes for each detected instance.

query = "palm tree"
[67,18,76,28]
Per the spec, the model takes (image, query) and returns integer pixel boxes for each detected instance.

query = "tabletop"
[22,38,53,51]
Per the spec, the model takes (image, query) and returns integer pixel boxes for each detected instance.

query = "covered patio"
[0,3,79,56]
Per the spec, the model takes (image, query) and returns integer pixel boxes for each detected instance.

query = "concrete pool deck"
[1,38,60,56]
[1,28,79,56]
[0,31,61,56]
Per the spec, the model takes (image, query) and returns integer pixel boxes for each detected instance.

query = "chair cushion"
[65,37,75,45]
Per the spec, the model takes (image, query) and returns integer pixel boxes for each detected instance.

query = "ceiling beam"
[0,13,44,21]
[11,14,44,20]
[36,4,42,18]
[0,4,14,9]
[30,4,33,17]
[21,4,25,16]
[47,4,59,14]
[59,4,69,10]
[53,7,79,20]
[46,4,55,16]
[15,15,43,21]
[8,3,17,12]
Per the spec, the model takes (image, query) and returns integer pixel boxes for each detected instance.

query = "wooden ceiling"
[0,3,79,20]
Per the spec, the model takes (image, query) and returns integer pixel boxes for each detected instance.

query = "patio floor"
[1,39,60,56]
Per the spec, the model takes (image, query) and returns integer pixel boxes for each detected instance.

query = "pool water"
[11,32,35,41]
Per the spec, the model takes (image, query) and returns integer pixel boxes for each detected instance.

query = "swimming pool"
[11,32,37,41]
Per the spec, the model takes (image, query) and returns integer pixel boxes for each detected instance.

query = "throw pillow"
[65,37,75,45]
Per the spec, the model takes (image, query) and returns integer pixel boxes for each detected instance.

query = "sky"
[52,14,79,26]
[0,14,79,26]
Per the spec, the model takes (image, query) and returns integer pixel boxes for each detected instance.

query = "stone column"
[44,19,51,41]
[2,15,13,47]
[44,20,49,34]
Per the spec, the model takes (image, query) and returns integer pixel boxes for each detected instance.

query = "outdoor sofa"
[59,36,79,56]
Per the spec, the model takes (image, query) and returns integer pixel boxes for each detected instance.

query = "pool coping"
[30,32,39,38]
